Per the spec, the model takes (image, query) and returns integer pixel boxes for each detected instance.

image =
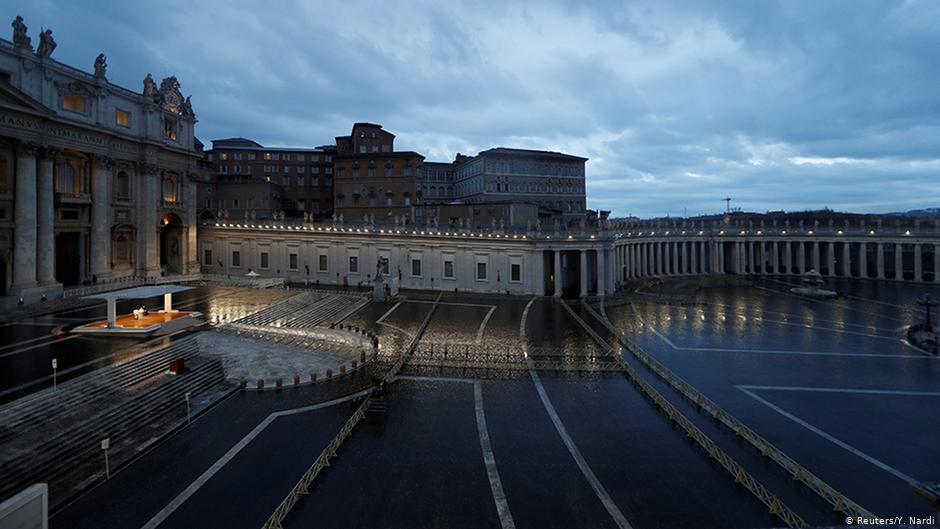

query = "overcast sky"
[8,1,940,218]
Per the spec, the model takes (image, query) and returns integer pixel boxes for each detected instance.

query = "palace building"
[0,16,201,302]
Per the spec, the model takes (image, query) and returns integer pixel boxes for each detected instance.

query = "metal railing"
[259,293,441,529]
[261,395,372,529]
[559,299,807,528]
[580,300,876,521]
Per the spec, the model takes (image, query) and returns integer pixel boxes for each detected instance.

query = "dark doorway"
[55,232,81,286]
[160,213,183,275]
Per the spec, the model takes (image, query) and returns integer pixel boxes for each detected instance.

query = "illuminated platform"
[72,285,203,336]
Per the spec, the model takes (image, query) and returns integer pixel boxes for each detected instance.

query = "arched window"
[113,234,129,263]
[163,173,178,203]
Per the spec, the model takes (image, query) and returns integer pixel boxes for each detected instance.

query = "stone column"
[812,241,820,272]
[934,246,940,283]
[37,147,59,286]
[841,243,851,277]
[876,243,885,279]
[639,244,645,277]
[139,165,160,278]
[784,242,791,274]
[579,249,588,297]
[894,243,903,281]
[859,242,867,278]
[797,242,806,274]
[596,248,606,297]
[689,241,697,274]
[184,172,199,274]
[671,242,679,275]
[90,157,112,280]
[699,241,706,273]
[553,249,562,297]
[826,242,835,276]
[914,244,923,282]
[11,143,39,293]
[717,241,725,273]
[663,241,671,275]
[771,241,779,275]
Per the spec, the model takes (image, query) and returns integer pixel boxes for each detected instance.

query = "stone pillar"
[671,242,679,275]
[797,242,806,274]
[639,244,646,277]
[914,244,923,282]
[826,242,835,276]
[876,243,885,279]
[894,243,903,281]
[553,250,562,297]
[11,143,39,293]
[579,249,588,297]
[934,246,940,283]
[699,241,706,273]
[90,157,112,280]
[37,148,59,286]
[771,241,779,275]
[841,243,851,277]
[784,242,791,274]
[184,172,199,273]
[812,241,820,272]
[663,241,671,275]
[596,248,606,297]
[859,242,867,279]
[139,165,161,278]
[717,241,725,273]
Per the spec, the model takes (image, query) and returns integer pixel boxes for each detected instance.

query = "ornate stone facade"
[0,16,201,301]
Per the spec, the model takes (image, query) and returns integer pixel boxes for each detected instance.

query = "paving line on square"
[736,386,918,485]
[520,297,634,529]
[139,388,372,529]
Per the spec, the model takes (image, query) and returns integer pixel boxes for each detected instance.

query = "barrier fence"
[580,300,876,522]
[259,293,442,529]
[558,298,807,528]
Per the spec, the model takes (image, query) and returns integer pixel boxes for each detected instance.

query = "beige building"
[0,16,201,302]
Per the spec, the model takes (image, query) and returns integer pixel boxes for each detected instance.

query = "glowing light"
[808,230,814,235]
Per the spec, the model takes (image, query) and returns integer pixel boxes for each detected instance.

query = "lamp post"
[916,293,937,332]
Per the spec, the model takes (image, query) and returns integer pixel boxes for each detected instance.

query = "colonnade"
[611,238,940,285]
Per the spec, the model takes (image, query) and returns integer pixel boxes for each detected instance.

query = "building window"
[298,154,305,161]
[298,166,305,174]
[114,171,130,200]
[232,250,241,268]
[204,249,212,266]
[248,153,256,160]
[404,194,412,206]
[368,167,375,177]
[411,258,422,277]
[283,153,290,161]
[264,153,272,160]
[386,165,393,177]
[289,253,298,270]
[385,194,393,206]
[352,167,360,177]
[477,262,487,281]
[220,153,228,160]
[272,153,280,161]
[318,254,328,272]
[359,145,366,153]
[336,195,344,208]
[115,109,131,127]
[234,153,242,160]
[297,199,304,210]
[312,199,320,212]
[282,175,290,186]
[443,259,454,279]
[164,118,178,141]
[404,166,413,177]
[163,174,179,203]
[259,252,269,269]
[368,196,375,207]
[297,175,305,186]
[379,257,389,275]
[63,94,86,113]
[55,163,77,194]
[112,234,129,263]
[349,256,359,273]
[511,263,522,282]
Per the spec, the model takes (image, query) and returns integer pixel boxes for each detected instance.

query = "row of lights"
[211,222,917,241]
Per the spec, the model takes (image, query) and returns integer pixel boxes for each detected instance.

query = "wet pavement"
[8,279,938,528]
[0,286,296,402]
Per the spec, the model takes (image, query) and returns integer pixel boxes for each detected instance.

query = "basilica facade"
[0,16,200,301]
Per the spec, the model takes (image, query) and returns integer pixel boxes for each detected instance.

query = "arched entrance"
[160,213,183,275]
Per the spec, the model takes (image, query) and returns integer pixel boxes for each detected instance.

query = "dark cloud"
[8,0,939,217]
